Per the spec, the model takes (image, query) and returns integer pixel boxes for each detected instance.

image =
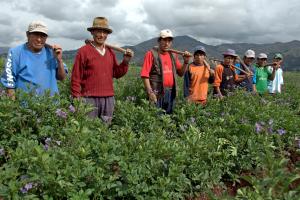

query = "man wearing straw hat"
[140,29,191,114]
[71,17,133,124]
[1,20,67,99]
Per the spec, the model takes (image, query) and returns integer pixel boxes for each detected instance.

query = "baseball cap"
[193,45,206,54]
[244,49,255,58]
[274,53,283,59]
[159,29,173,39]
[27,20,48,35]
[258,53,268,59]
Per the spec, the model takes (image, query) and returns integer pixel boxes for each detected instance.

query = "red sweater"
[71,44,129,97]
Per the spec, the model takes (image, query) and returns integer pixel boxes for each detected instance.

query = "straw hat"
[87,17,112,33]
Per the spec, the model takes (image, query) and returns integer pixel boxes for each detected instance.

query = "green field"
[0,62,300,199]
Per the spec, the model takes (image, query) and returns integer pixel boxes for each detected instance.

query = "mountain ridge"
[1,36,299,70]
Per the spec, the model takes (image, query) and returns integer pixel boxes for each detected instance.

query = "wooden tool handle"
[210,58,251,76]
[105,43,127,54]
[85,39,128,54]
[153,46,191,57]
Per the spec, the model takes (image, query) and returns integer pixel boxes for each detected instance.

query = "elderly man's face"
[91,29,109,46]
[27,32,47,52]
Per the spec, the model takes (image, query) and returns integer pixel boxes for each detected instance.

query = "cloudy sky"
[1,0,300,50]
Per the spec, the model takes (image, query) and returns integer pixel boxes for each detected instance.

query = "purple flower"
[69,105,76,113]
[20,182,33,194]
[55,109,67,119]
[277,129,286,135]
[221,112,225,116]
[43,144,49,151]
[267,127,273,134]
[255,122,263,133]
[0,148,4,156]
[298,140,300,149]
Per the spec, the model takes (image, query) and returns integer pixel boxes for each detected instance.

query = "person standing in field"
[183,45,214,105]
[213,49,247,98]
[140,29,191,114]
[268,53,284,94]
[235,49,256,92]
[253,53,277,95]
[71,17,134,124]
[1,20,67,99]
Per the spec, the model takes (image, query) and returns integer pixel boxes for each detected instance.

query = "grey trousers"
[84,96,115,124]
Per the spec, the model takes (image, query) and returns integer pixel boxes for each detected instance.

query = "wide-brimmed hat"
[27,20,48,35]
[223,49,237,57]
[87,17,112,33]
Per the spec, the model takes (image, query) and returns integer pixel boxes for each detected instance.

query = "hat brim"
[28,29,48,36]
[223,53,237,57]
[159,36,173,39]
[87,27,112,34]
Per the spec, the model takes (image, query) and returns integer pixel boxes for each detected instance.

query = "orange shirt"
[187,64,210,102]
[140,51,182,87]
[213,64,238,87]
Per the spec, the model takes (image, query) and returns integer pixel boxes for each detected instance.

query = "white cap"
[159,29,173,39]
[27,20,48,35]
[258,53,268,59]
[244,49,255,58]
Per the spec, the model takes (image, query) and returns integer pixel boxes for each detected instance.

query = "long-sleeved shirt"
[71,44,128,97]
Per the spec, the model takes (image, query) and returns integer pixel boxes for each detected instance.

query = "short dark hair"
[194,50,206,56]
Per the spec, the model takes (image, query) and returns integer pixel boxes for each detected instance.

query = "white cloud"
[0,0,300,49]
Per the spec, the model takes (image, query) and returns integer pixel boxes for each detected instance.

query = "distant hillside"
[0,47,9,56]
[1,37,300,70]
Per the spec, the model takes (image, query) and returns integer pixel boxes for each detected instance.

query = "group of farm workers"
[0,17,284,124]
